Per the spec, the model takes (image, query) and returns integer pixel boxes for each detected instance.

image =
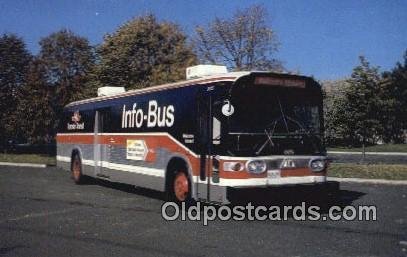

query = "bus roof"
[66,71,314,107]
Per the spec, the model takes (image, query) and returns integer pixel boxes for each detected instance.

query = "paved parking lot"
[0,166,406,257]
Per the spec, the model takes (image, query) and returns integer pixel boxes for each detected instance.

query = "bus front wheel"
[169,170,192,203]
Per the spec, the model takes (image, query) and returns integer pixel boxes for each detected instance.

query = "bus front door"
[197,88,224,203]
[197,90,212,202]
[195,86,228,203]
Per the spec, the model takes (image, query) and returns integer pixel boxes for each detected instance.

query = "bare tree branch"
[194,4,282,71]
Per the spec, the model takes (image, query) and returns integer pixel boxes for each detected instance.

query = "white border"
[57,156,164,177]
[192,175,326,187]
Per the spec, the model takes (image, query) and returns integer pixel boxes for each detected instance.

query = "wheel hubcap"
[174,172,189,201]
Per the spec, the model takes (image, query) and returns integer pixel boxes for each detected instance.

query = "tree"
[95,14,197,90]
[343,56,383,145]
[38,29,96,136]
[323,57,383,147]
[0,34,32,146]
[18,58,55,144]
[380,50,407,143]
[323,80,353,145]
[194,4,282,71]
[39,29,96,102]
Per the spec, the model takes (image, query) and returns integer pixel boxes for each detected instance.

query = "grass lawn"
[0,154,56,166]
[328,163,407,180]
[327,144,407,153]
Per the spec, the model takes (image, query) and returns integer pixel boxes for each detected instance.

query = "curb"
[327,151,407,156]
[0,162,47,168]
[328,177,407,185]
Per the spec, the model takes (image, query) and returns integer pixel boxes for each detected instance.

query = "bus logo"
[71,111,81,123]
[67,111,85,130]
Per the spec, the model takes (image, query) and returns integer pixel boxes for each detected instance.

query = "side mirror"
[222,100,234,116]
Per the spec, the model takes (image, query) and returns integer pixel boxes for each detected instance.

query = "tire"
[168,169,192,204]
[71,154,86,184]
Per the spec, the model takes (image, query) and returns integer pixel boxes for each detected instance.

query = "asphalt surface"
[0,167,406,257]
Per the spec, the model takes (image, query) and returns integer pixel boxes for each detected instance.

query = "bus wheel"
[172,171,191,202]
[71,154,85,184]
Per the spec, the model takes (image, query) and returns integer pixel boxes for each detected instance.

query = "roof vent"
[186,65,228,80]
[97,87,126,97]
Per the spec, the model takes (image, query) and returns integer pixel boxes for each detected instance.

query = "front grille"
[266,158,310,170]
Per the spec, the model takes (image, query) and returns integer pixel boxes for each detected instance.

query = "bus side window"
[96,108,111,133]
[102,111,110,132]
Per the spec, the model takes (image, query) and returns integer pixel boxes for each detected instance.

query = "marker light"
[246,160,267,174]
[309,159,326,172]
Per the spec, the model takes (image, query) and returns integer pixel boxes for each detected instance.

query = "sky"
[0,0,406,80]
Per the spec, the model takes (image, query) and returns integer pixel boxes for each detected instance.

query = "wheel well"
[165,157,190,192]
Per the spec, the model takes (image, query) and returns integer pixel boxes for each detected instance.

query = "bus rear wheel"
[71,154,86,184]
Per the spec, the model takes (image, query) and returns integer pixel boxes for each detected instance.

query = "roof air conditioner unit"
[97,87,126,97]
[186,65,228,80]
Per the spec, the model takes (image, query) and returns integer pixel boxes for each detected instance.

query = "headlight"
[223,162,244,172]
[246,160,267,174]
[309,159,326,172]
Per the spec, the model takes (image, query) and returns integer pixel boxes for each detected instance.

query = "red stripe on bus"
[56,134,94,144]
[57,133,201,176]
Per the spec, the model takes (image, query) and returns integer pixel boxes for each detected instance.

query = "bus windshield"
[218,79,325,156]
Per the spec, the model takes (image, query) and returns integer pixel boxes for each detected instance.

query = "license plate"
[267,170,281,179]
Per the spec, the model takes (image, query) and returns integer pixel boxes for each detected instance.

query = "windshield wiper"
[255,117,278,155]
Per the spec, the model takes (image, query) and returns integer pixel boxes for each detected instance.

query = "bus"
[57,65,337,204]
